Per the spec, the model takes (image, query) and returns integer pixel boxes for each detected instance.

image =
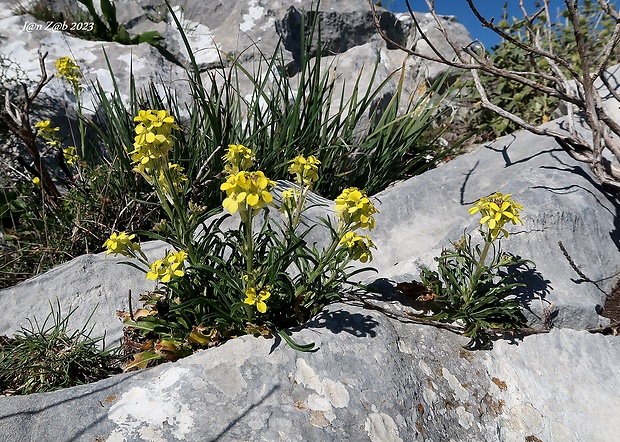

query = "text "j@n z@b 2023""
[22,21,94,32]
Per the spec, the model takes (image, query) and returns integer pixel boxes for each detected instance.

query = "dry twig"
[3,52,61,202]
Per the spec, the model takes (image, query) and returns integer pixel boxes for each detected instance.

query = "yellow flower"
[134,109,176,128]
[32,177,41,187]
[128,110,178,178]
[55,56,82,91]
[278,188,302,213]
[103,232,141,257]
[223,144,255,176]
[146,250,187,283]
[158,163,188,196]
[34,120,61,148]
[244,287,271,313]
[469,192,524,238]
[127,143,165,178]
[63,146,79,166]
[288,155,321,187]
[339,231,376,263]
[146,259,166,281]
[221,171,275,214]
[335,187,378,231]
[34,120,56,134]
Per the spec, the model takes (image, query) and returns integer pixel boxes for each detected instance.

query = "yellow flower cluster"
[335,187,378,231]
[244,287,271,313]
[339,231,376,263]
[221,171,275,214]
[63,146,79,166]
[32,177,41,187]
[34,121,80,167]
[134,110,177,146]
[55,56,82,91]
[126,110,187,199]
[334,187,379,262]
[288,155,321,187]
[157,163,188,196]
[146,250,188,283]
[468,192,524,238]
[223,144,255,176]
[127,110,178,176]
[34,120,61,149]
[279,188,301,214]
[103,232,141,257]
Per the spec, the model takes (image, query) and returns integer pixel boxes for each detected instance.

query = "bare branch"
[370,0,620,191]
[592,19,620,79]
[597,0,620,20]
[465,0,580,77]
[2,52,61,202]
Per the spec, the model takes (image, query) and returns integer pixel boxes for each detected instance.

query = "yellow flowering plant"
[55,57,87,163]
[414,191,533,350]
[103,231,142,257]
[34,120,61,148]
[108,128,381,366]
[258,153,379,337]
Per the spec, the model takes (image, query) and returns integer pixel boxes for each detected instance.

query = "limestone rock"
[0,1,618,441]
[1,111,619,440]
[0,301,617,441]
[0,239,167,345]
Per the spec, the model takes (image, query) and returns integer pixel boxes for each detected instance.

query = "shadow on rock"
[307,307,380,338]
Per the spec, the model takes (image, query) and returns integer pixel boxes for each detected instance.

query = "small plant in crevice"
[15,0,162,45]
[409,192,533,350]
[0,301,121,395]
[76,0,162,45]
[104,111,379,370]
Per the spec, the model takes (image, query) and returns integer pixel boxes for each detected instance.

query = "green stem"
[152,161,197,262]
[294,221,347,298]
[241,205,254,277]
[75,89,85,157]
[292,183,309,229]
[241,205,255,323]
[466,230,493,304]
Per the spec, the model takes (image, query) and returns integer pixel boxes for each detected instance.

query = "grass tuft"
[0,301,121,395]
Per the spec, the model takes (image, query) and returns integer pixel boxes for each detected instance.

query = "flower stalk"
[55,57,85,176]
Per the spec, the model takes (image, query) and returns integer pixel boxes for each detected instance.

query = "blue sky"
[385,1,566,50]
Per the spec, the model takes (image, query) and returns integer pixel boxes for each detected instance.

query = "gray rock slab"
[0,301,617,442]
[0,240,167,345]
